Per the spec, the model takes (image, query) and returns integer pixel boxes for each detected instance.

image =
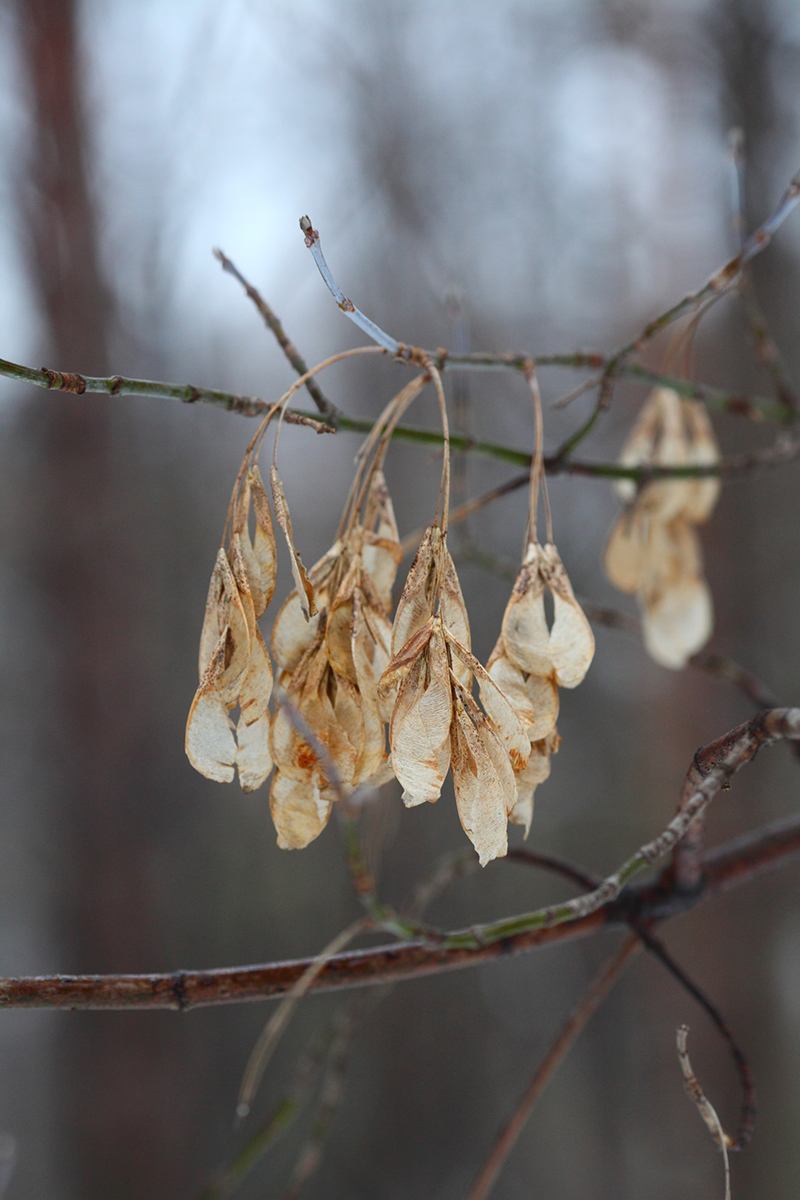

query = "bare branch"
[299,216,403,354]
[507,852,757,1151]
[677,1027,732,1200]
[467,935,642,1200]
[213,247,338,422]
[1,714,799,1011]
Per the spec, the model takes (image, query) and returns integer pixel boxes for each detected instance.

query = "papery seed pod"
[187,458,280,792]
[390,527,442,657]
[501,542,595,690]
[267,462,404,848]
[614,388,721,527]
[270,543,340,680]
[444,630,529,772]
[509,728,561,838]
[603,507,648,595]
[486,645,559,743]
[450,681,516,867]
[234,467,278,618]
[640,519,712,668]
[270,768,332,851]
[642,575,713,669]
[361,469,402,610]
[387,622,453,805]
[271,466,317,619]
[186,635,237,783]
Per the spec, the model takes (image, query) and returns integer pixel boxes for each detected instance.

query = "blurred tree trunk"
[15,2,186,1195]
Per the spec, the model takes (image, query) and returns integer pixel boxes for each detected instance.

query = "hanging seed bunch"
[487,370,595,838]
[186,356,594,865]
[267,376,429,850]
[378,367,533,867]
[184,346,381,828]
[604,386,720,668]
[185,455,278,791]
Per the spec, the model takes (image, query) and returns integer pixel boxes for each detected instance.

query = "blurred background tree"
[1,0,799,1197]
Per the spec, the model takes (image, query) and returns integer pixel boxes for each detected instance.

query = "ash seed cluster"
[605,387,721,669]
[185,375,720,864]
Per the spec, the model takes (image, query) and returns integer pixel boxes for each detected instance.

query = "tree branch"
[1,713,799,1012]
[213,248,339,422]
[467,934,642,1200]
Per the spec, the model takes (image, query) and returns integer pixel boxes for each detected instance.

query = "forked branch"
[1,711,799,1011]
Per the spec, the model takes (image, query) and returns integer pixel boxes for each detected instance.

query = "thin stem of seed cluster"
[428,361,451,533]
[524,367,553,545]
[341,372,431,541]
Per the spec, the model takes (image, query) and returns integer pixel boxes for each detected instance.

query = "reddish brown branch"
[1,808,799,1012]
[0,713,797,1012]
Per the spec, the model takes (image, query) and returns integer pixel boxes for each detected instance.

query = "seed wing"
[389,632,453,805]
[642,575,713,669]
[270,466,317,619]
[450,684,512,867]
[236,709,272,793]
[186,633,237,782]
[541,545,595,689]
[270,769,332,850]
[391,526,440,656]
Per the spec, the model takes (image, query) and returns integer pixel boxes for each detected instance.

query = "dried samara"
[379,525,530,866]
[186,466,277,791]
[489,540,594,836]
[605,387,720,668]
[269,469,401,850]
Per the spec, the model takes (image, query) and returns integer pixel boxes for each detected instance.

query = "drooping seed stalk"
[524,366,553,546]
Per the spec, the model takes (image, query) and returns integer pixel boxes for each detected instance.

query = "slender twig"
[213,248,338,421]
[728,129,798,418]
[2,714,800,1010]
[505,847,597,891]
[739,285,798,417]
[200,1023,335,1200]
[2,353,793,476]
[399,472,530,557]
[300,216,403,354]
[467,934,642,1200]
[551,162,800,460]
[633,924,755,1150]
[207,843,478,1200]
[551,370,603,410]
[677,1027,732,1200]
[0,809,793,1008]
[235,918,369,1121]
[291,406,799,481]
[508,853,757,1151]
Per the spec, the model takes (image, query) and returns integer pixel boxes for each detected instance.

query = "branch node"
[41,368,86,394]
[171,972,188,1011]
